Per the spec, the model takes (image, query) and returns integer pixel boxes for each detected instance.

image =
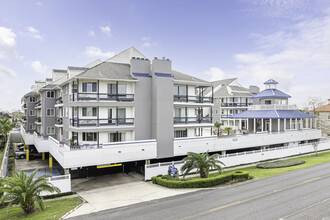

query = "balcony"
[71,93,134,102]
[174,116,212,124]
[221,103,252,107]
[70,118,134,127]
[35,101,41,109]
[22,116,27,121]
[174,95,213,104]
[22,104,27,109]
[56,117,63,125]
[35,117,41,124]
[55,97,63,105]
[248,104,296,110]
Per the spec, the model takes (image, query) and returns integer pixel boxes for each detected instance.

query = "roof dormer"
[264,79,278,89]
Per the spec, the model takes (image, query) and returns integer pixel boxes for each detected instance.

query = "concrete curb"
[59,195,87,220]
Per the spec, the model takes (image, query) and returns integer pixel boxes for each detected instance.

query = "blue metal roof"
[229,110,315,119]
[264,79,279,84]
[252,89,291,99]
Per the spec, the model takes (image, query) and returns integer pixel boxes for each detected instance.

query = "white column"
[314,118,317,129]
[306,117,309,129]
[300,118,303,129]
[284,118,286,131]
[261,118,264,132]
[270,119,272,133]
[310,118,312,128]
[239,118,242,130]
[247,119,249,132]
[254,118,256,133]
[278,119,280,132]
[295,118,298,130]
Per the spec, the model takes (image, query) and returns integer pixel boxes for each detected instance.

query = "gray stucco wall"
[41,90,56,137]
[151,58,174,158]
[130,58,152,140]
[26,96,37,133]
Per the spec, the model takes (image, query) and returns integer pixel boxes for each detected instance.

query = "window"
[109,132,123,142]
[46,91,55,98]
[29,123,36,130]
[46,109,55,117]
[265,100,272,105]
[47,127,55,135]
[118,84,127,94]
[29,97,36,102]
[82,132,97,141]
[82,107,97,117]
[229,109,233,114]
[82,82,97,92]
[235,109,239,114]
[174,85,186,96]
[29,110,36,116]
[72,83,78,93]
[174,130,187,138]
[221,109,224,114]
[108,83,116,94]
[215,110,218,114]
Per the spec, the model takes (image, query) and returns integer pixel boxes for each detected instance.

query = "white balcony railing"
[248,104,297,110]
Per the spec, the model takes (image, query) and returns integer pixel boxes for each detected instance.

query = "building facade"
[312,99,330,137]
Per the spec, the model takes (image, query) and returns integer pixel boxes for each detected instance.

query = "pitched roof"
[106,47,147,64]
[171,70,211,85]
[212,78,237,86]
[252,89,291,99]
[75,62,137,81]
[229,110,315,119]
[314,104,330,112]
[264,79,279,84]
[68,66,89,71]
[53,69,67,73]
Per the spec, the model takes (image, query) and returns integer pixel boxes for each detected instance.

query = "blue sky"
[0,0,330,110]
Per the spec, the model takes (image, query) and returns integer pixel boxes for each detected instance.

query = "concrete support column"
[270,119,272,133]
[300,118,303,130]
[261,118,264,132]
[254,118,256,133]
[310,118,312,129]
[278,119,280,132]
[222,150,226,156]
[146,160,150,165]
[284,119,286,131]
[239,118,242,130]
[42,152,45,160]
[26,148,29,162]
[314,118,317,129]
[290,118,292,130]
[306,118,309,129]
[64,169,70,175]
[295,118,298,130]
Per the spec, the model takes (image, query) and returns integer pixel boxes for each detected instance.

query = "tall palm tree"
[0,169,60,214]
[181,152,225,178]
[224,126,232,135]
[214,122,222,136]
[0,116,13,144]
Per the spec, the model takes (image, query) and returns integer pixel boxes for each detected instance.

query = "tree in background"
[214,122,222,136]
[224,127,232,135]
[307,97,325,115]
[181,152,225,178]
[0,116,13,145]
[0,170,60,214]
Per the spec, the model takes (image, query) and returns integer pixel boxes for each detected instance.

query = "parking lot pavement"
[65,173,200,218]
[15,158,59,172]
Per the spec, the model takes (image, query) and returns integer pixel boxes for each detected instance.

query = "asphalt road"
[70,162,330,220]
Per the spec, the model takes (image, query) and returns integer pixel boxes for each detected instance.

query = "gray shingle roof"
[171,70,211,85]
[53,69,67,73]
[75,62,137,80]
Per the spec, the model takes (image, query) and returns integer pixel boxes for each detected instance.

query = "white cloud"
[141,36,158,47]
[99,26,111,36]
[142,42,151,47]
[84,46,115,59]
[88,30,95,37]
[24,26,43,40]
[141,36,150,41]
[36,2,43,6]
[0,27,17,59]
[0,64,16,77]
[232,10,330,107]
[203,67,231,81]
[30,61,47,74]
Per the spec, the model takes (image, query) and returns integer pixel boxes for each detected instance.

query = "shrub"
[152,171,249,188]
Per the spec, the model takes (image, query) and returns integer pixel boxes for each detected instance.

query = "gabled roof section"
[172,70,212,86]
[106,47,147,64]
[264,79,278,84]
[212,78,237,87]
[314,103,330,112]
[229,110,315,119]
[53,69,67,73]
[68,66,89,71]
[74,62,137,81]
[84,59,103,68]
[252,89,291,99]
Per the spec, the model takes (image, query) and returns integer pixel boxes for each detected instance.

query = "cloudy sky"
[0,0,330,111]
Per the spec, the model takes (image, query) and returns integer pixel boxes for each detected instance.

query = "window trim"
[47,126,55,135]
[46,91,55,99]
[29,110,36,116]
[82,132,97,141]
[46,108,55,117]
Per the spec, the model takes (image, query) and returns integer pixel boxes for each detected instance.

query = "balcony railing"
[22,104,27,109]
[55,97,63,105]
[221,103,253,107]
[56,117,63,125]
[70,118,134,127]
[71,93,134,102]
[174,95,213,104]
[248,104,297,110]
[174,117,213,124]
[35,117,41,123]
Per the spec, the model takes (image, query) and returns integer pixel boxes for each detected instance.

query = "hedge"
[151,171,249,188]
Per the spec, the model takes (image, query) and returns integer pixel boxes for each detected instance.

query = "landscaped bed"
[152,171,250,188]
[0,197,83,220]
[256,159,305,169]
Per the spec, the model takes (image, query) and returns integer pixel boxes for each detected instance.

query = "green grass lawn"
[0,197,83,220]
[219,151,330,179]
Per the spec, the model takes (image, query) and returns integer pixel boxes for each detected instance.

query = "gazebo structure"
[230,79,316,133]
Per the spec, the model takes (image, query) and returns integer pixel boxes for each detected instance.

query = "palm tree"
[0,169,60,214]
[224,126,232,135]
[181,152,225,178]
[0,116,13,144]
[214,122,222,136]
